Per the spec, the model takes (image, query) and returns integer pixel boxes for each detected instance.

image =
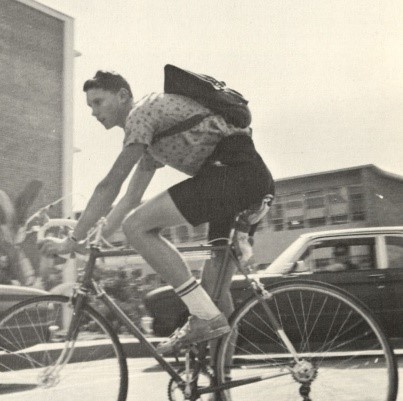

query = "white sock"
[175,277,221,320]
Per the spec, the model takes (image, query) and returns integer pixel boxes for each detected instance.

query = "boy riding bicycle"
[40,70,274,355]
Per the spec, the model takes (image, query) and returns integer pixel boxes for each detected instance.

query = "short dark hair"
[83,70,133,97]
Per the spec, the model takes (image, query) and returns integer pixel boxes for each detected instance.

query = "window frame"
[380,234,403,270]
[298,235,378,273]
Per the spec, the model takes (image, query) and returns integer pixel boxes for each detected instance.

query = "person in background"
[327,244,359,272]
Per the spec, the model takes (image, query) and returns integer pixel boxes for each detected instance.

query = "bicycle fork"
[39,290,87,387]
[250,285,316,401]
[220,260,316,400]
[208,244,312,399]
[257,290,315,401]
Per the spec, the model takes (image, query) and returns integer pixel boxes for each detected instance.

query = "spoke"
[216,283,396,401]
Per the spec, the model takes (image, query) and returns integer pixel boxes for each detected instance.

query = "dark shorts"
[168,135,275,241]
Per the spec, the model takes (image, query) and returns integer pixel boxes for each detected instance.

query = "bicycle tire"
[215,279,398,401]
[0,294,128,401]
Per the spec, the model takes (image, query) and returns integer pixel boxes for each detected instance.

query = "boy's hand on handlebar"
[39,237,76,256]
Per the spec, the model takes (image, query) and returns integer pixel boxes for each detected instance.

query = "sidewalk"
[5,335,403,371]
[42,334,167,358]
[115,335,166,358]
[0,336,168,371]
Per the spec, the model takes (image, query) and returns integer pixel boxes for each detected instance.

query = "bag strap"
[151,113,210,145]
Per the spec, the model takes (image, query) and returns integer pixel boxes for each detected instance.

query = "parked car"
[144,226,403,339]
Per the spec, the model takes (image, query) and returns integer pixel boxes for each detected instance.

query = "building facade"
[0,0,74,282]
[0,0,74,216]
[253,164,403,263]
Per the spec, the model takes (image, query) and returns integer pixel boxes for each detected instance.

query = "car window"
[299,238,376,273]
[385,236,403,269]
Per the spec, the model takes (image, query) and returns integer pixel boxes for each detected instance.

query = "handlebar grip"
[37,219,77,242]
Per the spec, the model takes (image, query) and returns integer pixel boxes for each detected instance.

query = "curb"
[6,338,403,372]
[120,336,167,358]
[1,336,169,371]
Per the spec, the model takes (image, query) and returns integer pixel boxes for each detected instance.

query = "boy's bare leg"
[201,251,238,369]
[122,191,230,353]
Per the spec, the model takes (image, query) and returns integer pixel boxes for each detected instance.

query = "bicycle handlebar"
[36,215,119,252]
[36,219,78,242]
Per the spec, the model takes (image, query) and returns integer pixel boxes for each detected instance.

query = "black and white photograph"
[0,1,402,400]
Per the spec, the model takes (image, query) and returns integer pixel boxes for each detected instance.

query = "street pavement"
[124,357,403,401]
[96,357,403,401]
[2,337,403,400]
[2,357,403,401]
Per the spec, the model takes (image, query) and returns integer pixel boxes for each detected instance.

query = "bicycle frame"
[2,208,396,400]
[69,243,237,389]
[62,237,298,398]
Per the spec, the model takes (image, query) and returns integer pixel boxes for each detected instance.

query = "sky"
[36,0,403,211]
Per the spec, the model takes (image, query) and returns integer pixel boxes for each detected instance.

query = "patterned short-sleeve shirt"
[123,93,251,176]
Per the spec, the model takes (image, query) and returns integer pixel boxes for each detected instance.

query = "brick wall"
[0,1,64,214]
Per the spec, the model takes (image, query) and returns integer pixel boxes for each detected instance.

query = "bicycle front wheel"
[216,280,398,401]
[0,295,128,401]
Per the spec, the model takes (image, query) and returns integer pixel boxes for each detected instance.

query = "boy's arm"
[71,143,145,240]
[101,164,156,239]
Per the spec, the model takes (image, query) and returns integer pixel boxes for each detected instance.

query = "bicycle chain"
[167,366,214,401]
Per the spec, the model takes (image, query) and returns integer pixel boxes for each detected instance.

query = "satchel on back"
[164,64,252,128]
[152,65,252,145]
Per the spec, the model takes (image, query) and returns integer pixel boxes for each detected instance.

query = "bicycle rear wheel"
[216,280,398,401]
[0,295,128,401]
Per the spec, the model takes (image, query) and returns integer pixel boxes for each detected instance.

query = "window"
[176,225,190,243]
[269,203,284,231]
[327,187,349,224]
[306,191,325,209]
[349,187,366,221]
[327,190,346,204]
[287,217,304,230]
[385,236,403,269]
[284,194,305,230]
[193,223,208,241]
[307,217,327,227]
[287,200,303,209]
[310,247,333,270]
[272,220,284,231]
[331,214,349,225]
[309,238,375,272]
[297,247,330,272]
[305,191,326,227]
[259,185,368,234]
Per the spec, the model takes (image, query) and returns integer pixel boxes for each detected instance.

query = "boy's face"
[86,88,123,129]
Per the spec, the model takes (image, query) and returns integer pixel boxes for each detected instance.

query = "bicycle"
[0,205,398,401]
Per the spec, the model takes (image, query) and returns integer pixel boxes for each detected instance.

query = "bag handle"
[151,113,210,145]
